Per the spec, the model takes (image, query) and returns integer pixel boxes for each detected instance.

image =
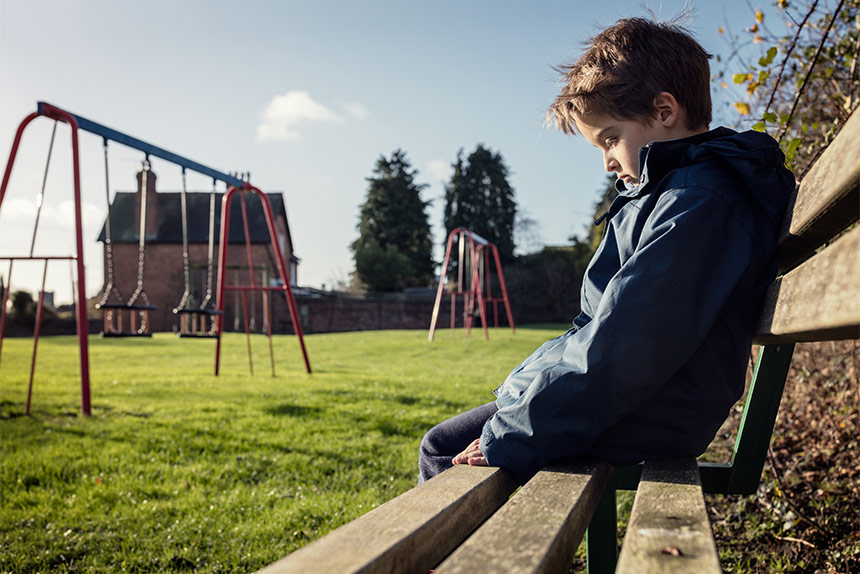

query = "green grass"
[0,325,567,573]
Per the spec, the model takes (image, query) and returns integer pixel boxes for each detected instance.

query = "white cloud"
[426,159,451,183]
[0,199,104,255]
[0,198,35,220]
[256,91,343,142]
[341,101,370,120]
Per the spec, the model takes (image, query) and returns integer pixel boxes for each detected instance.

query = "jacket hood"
[620,127,796,232]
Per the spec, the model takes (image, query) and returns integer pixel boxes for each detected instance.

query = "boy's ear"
[653,92,680,127]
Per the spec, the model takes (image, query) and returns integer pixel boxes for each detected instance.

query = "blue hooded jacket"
[480,127,795,481]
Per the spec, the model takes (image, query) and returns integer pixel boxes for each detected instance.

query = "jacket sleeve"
[480,186,757,479]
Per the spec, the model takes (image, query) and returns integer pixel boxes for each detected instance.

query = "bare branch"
[765,0,821,116]
[777,0,846,143]
[849,25,860,110]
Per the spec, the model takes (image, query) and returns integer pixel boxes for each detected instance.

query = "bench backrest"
[728,108,860,494]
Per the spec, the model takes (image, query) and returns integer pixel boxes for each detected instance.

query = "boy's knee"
[419,426,441,457]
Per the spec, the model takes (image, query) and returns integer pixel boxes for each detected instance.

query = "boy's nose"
[603,152,618,173]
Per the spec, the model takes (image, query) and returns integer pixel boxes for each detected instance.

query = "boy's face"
[573,111,667,186]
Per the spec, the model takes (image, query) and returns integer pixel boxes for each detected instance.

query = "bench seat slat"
[435,460,612,574]
[616,458,721,574]
[257,465,517,574]
[755,224,860,344]
[777,109,860,271]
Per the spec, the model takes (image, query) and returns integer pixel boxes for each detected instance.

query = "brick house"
[97,169,299,333]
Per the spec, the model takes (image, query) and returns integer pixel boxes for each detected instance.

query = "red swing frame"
[0,104,92,415]
[213,184,311,376]
[428,227,515,341]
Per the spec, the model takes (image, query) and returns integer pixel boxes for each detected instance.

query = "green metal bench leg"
[727,343,796,494]
[586,479,617,574]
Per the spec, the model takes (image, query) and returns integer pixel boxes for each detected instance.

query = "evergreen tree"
[351,149,434,292]
[585,175,619,253]
[443,145,517,262]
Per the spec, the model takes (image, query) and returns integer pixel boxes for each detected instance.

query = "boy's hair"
[549,17,712,134]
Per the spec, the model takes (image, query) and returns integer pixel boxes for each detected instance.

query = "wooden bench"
[258,109,860,574]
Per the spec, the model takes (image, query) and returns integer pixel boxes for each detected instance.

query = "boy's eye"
[605,137,617,148]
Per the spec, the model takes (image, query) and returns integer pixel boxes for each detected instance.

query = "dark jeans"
[418,401,499,483]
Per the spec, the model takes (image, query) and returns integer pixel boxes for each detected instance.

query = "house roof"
[97,191,297,260]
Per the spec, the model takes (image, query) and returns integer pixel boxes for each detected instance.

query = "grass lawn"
[0,325,567,573]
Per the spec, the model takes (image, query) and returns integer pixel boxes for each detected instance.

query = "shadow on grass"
[311,388,471,413]
[0,402,82,421]
[264,403,323,417]
[0,400,26,419]
[515,323,570,331]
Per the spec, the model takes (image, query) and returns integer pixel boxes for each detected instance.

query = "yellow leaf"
[718,26,724,35]
[778,0,788,8]
[750,23,759,33]
[721,82,729,89]
[734,102,751,115]
[754,35,763,43]
[756,10,764,23]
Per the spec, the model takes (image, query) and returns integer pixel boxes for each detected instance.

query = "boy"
[419,17,795,484]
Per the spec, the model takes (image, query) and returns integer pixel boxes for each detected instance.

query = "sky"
[0,0,767,303]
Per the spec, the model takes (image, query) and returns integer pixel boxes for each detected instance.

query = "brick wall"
[285,291,513,335]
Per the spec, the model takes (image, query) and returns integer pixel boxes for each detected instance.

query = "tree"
[353,240,412,293]
[443,145,517,263]
[506,177,616,323]
[351,149,434,292]
[581,175,618,254]
[716,0,859,175]
[8,290,36,327]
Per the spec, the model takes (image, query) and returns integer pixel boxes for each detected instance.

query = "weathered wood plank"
[778,108,860,271]
[257,464,517,574]
[756,224,860,344]
[616,458,721,574]
[434,460,612,574]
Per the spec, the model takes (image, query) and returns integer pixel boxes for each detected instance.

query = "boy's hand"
[452,438,488,466]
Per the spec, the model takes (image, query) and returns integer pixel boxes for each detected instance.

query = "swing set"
[0,101,311,415]
[428,227,515,341]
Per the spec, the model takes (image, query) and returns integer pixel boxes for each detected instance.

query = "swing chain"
[96,138,123,307]
[127,159,152,313]
[180,169,191,299]
[135,162,149,296]
[200,179,218,311]
[173,166,196,313]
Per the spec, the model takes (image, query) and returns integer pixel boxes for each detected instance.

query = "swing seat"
[98,302,156,338]
[174,307,221,339]
[96,302,157,311]
[101,331,153,338]
[174,307,223,316]
[176,332,219,339]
